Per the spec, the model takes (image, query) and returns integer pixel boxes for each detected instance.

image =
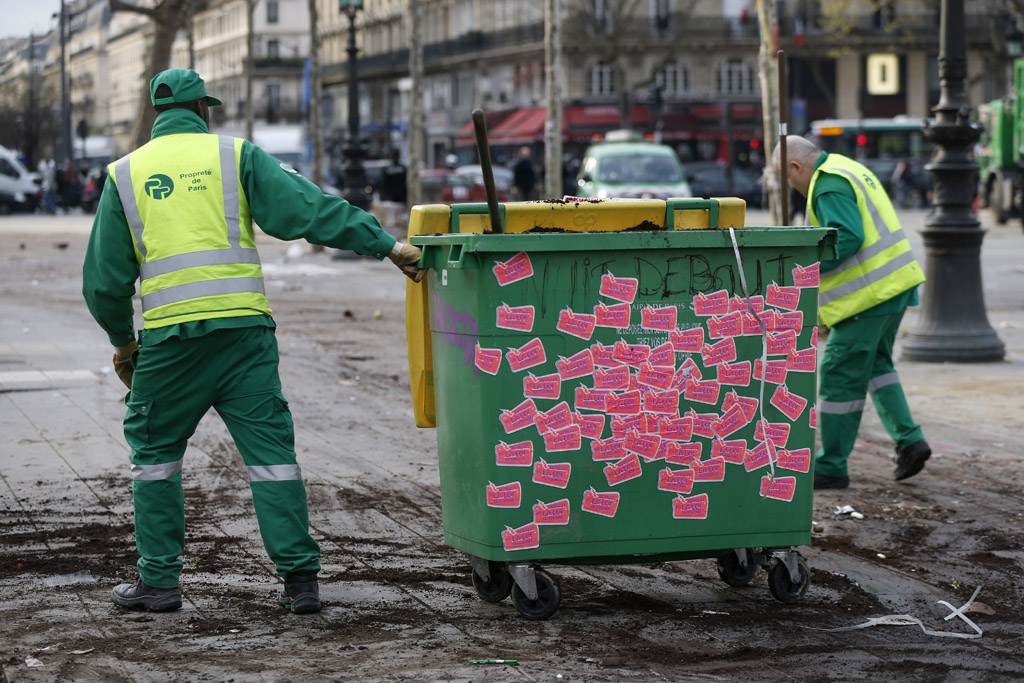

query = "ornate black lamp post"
[339,0,370,211]
[902,0,1005,362]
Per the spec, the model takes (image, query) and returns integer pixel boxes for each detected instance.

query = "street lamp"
[339,0,370,211]
[901,0,1005,362]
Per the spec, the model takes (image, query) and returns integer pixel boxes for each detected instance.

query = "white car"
[0,146,42,214]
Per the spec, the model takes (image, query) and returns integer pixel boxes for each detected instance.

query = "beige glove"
[113,340,138,390]
[387,242,426,283]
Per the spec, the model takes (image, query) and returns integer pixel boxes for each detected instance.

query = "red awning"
[453,109,520,146]
[488,107,547,145]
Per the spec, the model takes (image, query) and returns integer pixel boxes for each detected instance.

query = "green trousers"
[815,310,924,478]
[124,326,320,588]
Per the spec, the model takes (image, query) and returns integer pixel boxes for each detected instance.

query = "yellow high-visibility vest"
[806,154,925,326]
[109,134,272,328]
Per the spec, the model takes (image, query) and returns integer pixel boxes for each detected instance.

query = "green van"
[575,131,692,200]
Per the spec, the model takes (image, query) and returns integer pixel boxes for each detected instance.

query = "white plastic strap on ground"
[728,227,775,483]
[807,586,984,639]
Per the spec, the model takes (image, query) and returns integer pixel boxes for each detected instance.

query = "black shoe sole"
[111,590,182,612]
[813,476,850,490]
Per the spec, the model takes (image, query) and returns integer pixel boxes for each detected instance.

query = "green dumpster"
[405,198,836,619]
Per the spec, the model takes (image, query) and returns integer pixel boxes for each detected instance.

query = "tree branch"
[108,0,159,19]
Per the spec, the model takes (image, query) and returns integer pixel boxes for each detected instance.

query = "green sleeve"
[811,174,864,272]
[240,141,397,259]
[82,174,139,347]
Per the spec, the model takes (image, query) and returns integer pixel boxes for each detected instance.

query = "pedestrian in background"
[38,158,57,214]
[82,69,425,615]
[774,135,930,490]
[512,146,538,200]
[381,148,407,206]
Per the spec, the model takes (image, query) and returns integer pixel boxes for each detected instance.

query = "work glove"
[387,241,426,283]
[112,340,138,390]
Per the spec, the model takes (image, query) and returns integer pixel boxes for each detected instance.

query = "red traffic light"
[856,134,868,146]
[750,138,761,149]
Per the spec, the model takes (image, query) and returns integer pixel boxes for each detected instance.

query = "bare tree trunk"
[756,0,780,225]
[308,0,323,188]
[407,0,424,207]
[186,0,196,69]
[246,0,255,142]
[544,0,562,200]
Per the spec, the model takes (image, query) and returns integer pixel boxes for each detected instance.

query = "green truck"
[978,60,1024,225]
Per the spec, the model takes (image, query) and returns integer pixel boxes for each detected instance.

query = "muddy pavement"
[1,209,1023,682]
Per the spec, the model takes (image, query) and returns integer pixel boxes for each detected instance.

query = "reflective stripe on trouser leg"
[868,311,924,448]
[216,386,320,578]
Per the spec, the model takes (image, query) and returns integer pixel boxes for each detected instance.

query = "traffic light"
[76,118,88,140]
[650,85,663,112]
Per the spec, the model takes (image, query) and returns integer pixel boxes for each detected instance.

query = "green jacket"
[83,109,396,346]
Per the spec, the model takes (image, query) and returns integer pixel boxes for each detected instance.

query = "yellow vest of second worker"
[109,133,271,328]
[806,154,925,326]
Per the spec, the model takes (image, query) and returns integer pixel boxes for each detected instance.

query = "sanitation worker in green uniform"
[773,135,930,490]
[83,69,424,614]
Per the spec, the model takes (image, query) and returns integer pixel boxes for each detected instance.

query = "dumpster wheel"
[767,553,810,603]
[472,565,514,603]
[716,548,758,587]
[511,569,561,620]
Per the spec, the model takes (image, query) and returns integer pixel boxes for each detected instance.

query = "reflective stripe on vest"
[247,464,303,482]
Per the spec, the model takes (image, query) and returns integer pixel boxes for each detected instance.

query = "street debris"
[43,570,96,587]
[835,505,865,519]
[809,586,985,639]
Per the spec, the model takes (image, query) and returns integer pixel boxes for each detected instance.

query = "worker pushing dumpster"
[405,197,836,619]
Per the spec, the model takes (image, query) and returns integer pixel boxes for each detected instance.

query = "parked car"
[453,164,513,201]
[685,161,763,205]
[419,169,489,204]
[575,131,692,200]
[0,146,42,214]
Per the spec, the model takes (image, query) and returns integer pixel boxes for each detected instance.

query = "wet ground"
[1,209,1023,682]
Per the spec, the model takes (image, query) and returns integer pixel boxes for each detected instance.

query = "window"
[267,39,279,59]
[0,158,19,178]
[651,0,671,29]
[267,1,278,24]
[590,60,617,96]
[657,60,689,96]
[266,82,281,111]
[717,58,755,95]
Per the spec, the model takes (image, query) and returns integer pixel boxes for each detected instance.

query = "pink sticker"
[693,457,726,482]
[707,312,744,339]
[524,372,562,400]
[534,401,573,434]
[493,252,534,286]
[776,447,811,473]
[786,347,817,373]
[575,384,612,412]
[659,416,694,441]
[605,390,643,415]
[687,410,720,439]
[496,303,535,332]
[722,391,758,423]
[745,439,777,472]
[582,487,620,517]
[573,411,606,440]
[593,302,632,329]
[644,389,681,415]
[637,363,675,391]
[741,310,773,336]
[766,329,798,356]
[766,283,801,311]
[604,453,643,486]
[712,438,747,464]
[755,419,791,449]
[713,403,749,438]
[717,361,752,387]
[730,295,765,314]
[499,399,539,434]
[495,440,534,467]
[701,338,738,367]
[557,308,597,340]
[625,429,663,461]
[672,493,710,519]
[599,273,639,303]
[685,378,722,406]
[533,458,572,488]
[809,406,817,429]
[611,414,648,439]
[811,326,818,348]
[533,498,571,525]
[771,385,808,421]
[754,359,789,385]
[792,262,820,288]
[658,467,695,494]
[486,481,522,508]
[506,338,546,373]
[648,342,676,368]
[594,365,630,391]
[502,523,540,551]
[474,344,503,376]
[672,358,703,388]
[760,475,797,502]
[671,327,705,353]
[612,341,651,367]
[592,437,628,461]
[776,310,804,333]
[542,424,580,454]
[641,305,678,331]
[653,440,680,462]
[666,441,702,465]
[693,289,730,316]
[556,348,595,380]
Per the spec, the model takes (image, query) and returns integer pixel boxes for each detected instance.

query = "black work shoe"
[279,570,320,614]
[814,472,850,490]
[895,439,931,481]
[111,578,182,612]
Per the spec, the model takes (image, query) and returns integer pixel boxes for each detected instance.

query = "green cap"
[150,69,222,107]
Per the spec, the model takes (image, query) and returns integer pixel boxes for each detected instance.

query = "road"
[1,206,1022,682]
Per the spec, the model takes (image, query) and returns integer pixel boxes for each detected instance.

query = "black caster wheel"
[716,548,758,587]
[511,569,561,620]
[767,555,810,603]
[472,565,513,603]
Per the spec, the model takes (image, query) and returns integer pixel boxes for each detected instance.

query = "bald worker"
[774,135,930,490]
